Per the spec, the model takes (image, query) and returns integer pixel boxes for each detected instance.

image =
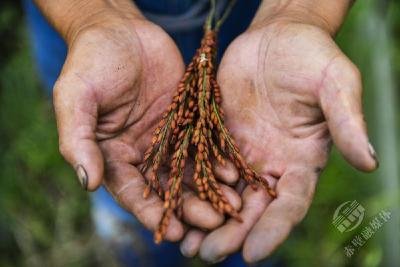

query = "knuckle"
[350,64,361,80]
[53,78,65,99]
[327,56,362,95]
[347,64,362,89]
[341,60,362,91]
[53,78,70,108]
[58,141,70,160]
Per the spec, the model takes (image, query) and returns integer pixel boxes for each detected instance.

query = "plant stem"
[206,0,217,30]
[212,97,237,153]
[215,0,237,30]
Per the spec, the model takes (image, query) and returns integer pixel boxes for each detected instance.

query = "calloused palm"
[181,22,378,262]
[54,17,237,241]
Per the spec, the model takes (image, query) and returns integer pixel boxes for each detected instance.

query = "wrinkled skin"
[54,11,378,262]
[180,21,378,263]
[54,17,241,241]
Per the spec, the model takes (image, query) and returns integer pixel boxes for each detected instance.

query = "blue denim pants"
[23,1,282,266]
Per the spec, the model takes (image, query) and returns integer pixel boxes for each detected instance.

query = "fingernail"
[75,164,88,190]
[179,244,192,258]
[209,256,227,264]
[368,142,379,168]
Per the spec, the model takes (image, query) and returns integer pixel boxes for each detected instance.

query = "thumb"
[54,75,104,191]
[319,56,378,172]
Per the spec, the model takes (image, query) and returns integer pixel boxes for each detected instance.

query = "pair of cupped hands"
[54,10,378,264]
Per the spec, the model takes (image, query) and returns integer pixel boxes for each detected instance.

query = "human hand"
[180,15,378,263]
[53,9,240,241]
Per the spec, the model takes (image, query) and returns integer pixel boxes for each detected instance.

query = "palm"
[55,19,187,239]
[56,19,239,239]
[219,23,335,186]
[92,21,186,230]
[65,21,183,155]
[194,22,376,263]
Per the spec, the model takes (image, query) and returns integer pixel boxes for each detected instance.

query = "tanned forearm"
[251,0,355,36]
[33,0,143,44]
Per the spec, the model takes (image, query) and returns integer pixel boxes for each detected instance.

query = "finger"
[199,182,275,264]
[319,56,378,171]
[54,75,104,191]
[243,167,317,263]
[180,185,243,258]
[104,161,184,242]
[182,184,242,230]
[180,229,206,258]
[213,159,239,185]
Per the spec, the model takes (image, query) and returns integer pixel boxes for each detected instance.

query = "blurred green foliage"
[0,1,398,267]
[0,1,117,266]
[276,1,400,267]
